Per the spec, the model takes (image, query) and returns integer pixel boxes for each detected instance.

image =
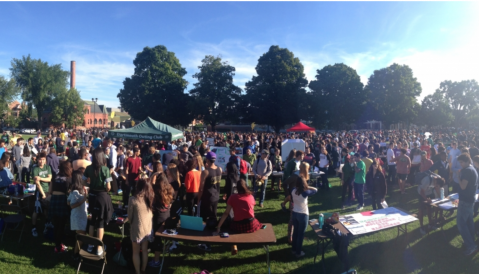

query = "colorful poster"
[209,146,230,172]
[340,207,417,235]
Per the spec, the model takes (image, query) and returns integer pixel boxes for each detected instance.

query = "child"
[67,170,88,257]
[432,177,447,225]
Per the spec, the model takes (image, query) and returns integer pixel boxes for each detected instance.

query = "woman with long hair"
[148,174,174,268]
[68,170,88,257]
[127,179,154,274]
[195,155,205,171]
[18,145,32,184]
[318,147,331,190]
[291,174,317,258]
[224,162,239,202]
[165,163,182,251]
[366,158,387,210]
[83,147,113,256]
[49,161,72,253]
[184,159,201,216]
[284,149,297,167]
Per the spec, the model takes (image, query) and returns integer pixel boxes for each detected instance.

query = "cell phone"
[261,225,267,229]
[219,232,229,238]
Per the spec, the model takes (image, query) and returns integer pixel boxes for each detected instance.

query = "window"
[94,119,97,125]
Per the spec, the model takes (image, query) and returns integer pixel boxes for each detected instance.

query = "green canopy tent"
[108,117,184,142]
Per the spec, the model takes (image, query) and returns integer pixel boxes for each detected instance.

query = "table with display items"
[155,222,276,274]
[0,188,35,213]
[309,207,417,273]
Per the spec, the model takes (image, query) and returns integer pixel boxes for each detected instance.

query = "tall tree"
[0,76,21,117]
[118,45,191,127]
[417,93,454,127]
[189,55,242,131]
[51,88,86,128]
[309,63,366,129]
[10,55,70,128]
[245,45,308,133]
[365,63,422,127]
[433,80,479,126]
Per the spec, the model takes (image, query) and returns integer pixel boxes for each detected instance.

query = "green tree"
[0,76,21,117]
[417,93,454,127]
[190,55,242,131]
[51,88,86,128]
[245,45,308,133]
[433,80,479,126]
[309,63,366,129]
[4,113,20,128]
[365,63,421,127]
[10,55,70,128]
[118,45,191,127]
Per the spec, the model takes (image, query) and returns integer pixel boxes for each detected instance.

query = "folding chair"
[76,234,107,274]
[0,204,26,243]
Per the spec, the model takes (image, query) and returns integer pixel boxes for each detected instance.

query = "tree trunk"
[37,108,43,129]
[210,121,217,132]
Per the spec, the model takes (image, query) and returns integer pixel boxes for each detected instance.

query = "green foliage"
[4,113,20,128]
[434,80,479,126]
[417,93,454,127]
[10,55,70,128]
[365,63,421,127]
[245,46,308,133]
[50,88,85,128]
[0,76,21,115]
[309,63,366,129]
[118,45,191,127]
[190,55,242,131]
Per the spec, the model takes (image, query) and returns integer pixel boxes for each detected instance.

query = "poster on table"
[209,146,230,171]
[340,207,417,235]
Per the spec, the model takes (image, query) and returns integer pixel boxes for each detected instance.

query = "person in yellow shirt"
[60,131,65,141]
[361,151,373,174]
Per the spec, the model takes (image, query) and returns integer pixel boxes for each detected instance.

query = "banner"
[209,146,229,171]
[340,207,417,235]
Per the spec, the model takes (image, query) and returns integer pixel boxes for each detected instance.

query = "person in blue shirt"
[0,140,6,159]
[0,157,13,188]
[92,134,102,149]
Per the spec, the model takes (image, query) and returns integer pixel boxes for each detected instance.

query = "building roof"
[83,101,107,114]
[8,100,22,111]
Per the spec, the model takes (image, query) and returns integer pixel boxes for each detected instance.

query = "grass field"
[1,176,479,274]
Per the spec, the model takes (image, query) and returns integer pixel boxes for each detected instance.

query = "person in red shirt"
[216,179,262,234]
[125,148,143,205]
[184,158,201,216]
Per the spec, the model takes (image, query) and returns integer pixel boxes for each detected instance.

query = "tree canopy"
[189,55,242,131]
[245,45,308,133]
[309,63,366,129]
[10,55,70,128]
[0,76,20,116]
[365,63,421,127]
[117,45,191,127]
[417,93,454,127]
[51,88,85,128]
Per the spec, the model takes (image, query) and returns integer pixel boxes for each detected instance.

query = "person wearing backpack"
[269,148,282,191]
[252,150,273,208]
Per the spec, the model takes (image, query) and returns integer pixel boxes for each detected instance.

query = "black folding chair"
[0,204,25,243]
[75,234,107,274]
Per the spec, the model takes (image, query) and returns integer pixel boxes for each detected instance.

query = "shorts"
[397,174,408,181]
[88,191,113,229]
[35,191,51,214]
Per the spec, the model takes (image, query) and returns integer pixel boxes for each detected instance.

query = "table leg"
[314,239,320,263]
[264,245,271,274]
[321,239,332,273]
[159,239,171,274]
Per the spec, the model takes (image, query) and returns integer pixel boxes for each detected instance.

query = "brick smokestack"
[70,61,76,89]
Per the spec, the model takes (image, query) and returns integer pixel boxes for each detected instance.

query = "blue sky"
[1,1,478,108]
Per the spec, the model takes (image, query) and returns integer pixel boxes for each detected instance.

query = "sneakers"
[356,205,363,211]
[295,251,305,258]
[97,244,106,256]
[43,222,54,234]
[464,247,478,256]
[419,228,427,235]
[197,244,211,252]
[54,244,68,253]
[169,241,178,251]
[148,259,161,268]
[117,189,123,195]
[32,228,38,237]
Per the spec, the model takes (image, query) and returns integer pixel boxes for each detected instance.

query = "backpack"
[322,223,351,272]
[415,171,432,186]
[238,157,248,175]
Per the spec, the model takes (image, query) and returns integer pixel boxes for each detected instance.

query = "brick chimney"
[70,61,76,89]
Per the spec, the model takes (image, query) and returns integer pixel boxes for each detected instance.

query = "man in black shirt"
[469,141,479,159]
[456,153,478,256]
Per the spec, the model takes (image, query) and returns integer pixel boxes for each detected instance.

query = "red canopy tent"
[286,122,316,132]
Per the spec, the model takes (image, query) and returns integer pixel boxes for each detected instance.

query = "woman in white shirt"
[318,147,331,190]
[291,174,317,258]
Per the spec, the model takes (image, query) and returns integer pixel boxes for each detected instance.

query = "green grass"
[1,177,479,274]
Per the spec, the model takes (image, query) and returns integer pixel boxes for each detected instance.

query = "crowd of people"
[0,126,478,273]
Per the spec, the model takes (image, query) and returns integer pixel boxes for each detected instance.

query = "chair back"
[0,205,22,218]
[76,234,104,247]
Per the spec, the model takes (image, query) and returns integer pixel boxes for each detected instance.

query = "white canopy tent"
[281,139,306,161]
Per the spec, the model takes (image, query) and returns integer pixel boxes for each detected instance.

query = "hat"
[261,149,269,154]
[206,152,216,160]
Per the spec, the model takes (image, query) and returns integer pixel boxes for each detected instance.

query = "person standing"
[387,142,397,186]
[184,158,201,216]
[252,150,273,208]
[18,145,32,184]
[366,159,387,210]
[353,153,366,210]
[318,147,331,190]
[269,148,283,191]
[31,152,53,237]
[341,148,355,209]
[392,148,411,195]
[125,148,143,204]
[456,153,478,256]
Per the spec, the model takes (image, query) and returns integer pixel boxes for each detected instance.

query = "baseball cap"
[206,152,216,160]
[261,149,269,154]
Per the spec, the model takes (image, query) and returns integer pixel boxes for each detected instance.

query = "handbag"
[113,248,128,267]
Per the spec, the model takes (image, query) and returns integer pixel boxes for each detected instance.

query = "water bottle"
[440,187,444,200]
[319,213,324,228]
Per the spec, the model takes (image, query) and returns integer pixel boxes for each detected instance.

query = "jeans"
[370,191,383,210]
[20,167,30,184]
[253,177,268,205]
[457,200,477,251]
[387,165,396,185]
[186,192,198,216]
[341,178,353,205]
[354,183,364,207]
[319,167,329,190]
[291,211,308,255]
